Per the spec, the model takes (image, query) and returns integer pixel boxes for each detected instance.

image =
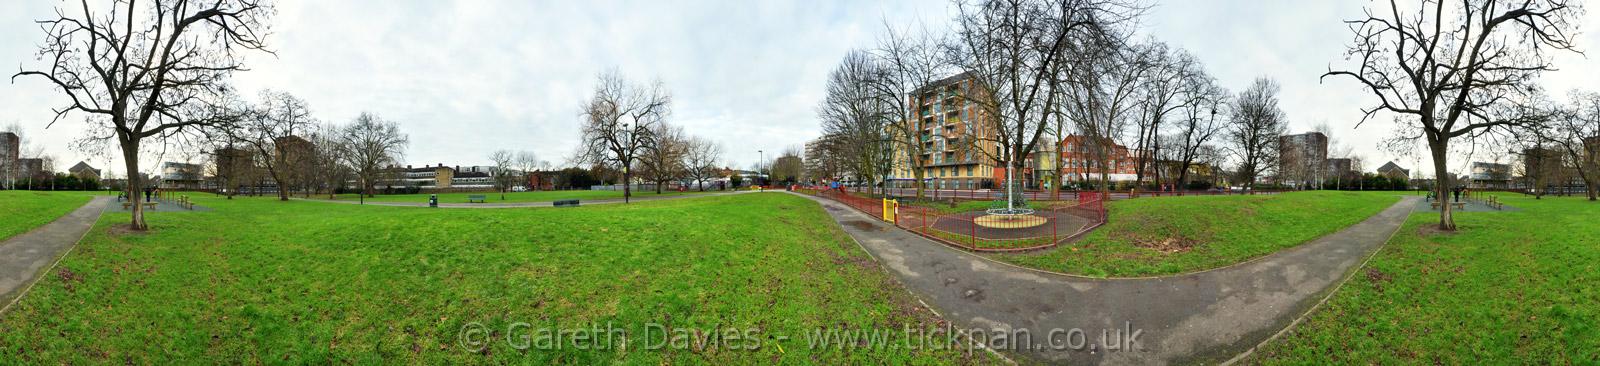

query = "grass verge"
[0,192,995,364]
[987,191,1401,277]
[0,191,92,241]
[1249,194,1599,364]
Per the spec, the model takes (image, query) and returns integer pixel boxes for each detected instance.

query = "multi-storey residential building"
[1,132,19,187]
[1278,132,1329,188]
[889,72,998,190]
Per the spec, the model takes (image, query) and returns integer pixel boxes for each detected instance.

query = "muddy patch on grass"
[1133,236,1198,253]
[1415,225,1459,237]
[1364,267,1392,292]
[104,224,151,237]
[842,220,883,232]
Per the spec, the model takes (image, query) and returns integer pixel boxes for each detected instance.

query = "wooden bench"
[1429,201,1467,210]
[467,194,487,203]
[553,199,580,207]
[122,202,158,210]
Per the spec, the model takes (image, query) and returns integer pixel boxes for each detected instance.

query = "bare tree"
[305,124,348,199]
[1169,74,1227,189]
[1227,77,1288,187]
[1130,41,1196,187]
[771,146,805,185]
[1059,35,1155,194]
[576,71,672,203]
[951,0,1138,204]
[515,151,540,191]
[488,149,519,200]
[338,113,408,204]
[682,136,723,191]
[819,50,893,194]
[232,90,316,201]
[12,1,273,230]
[1532,91,1600,200]
[868,21,948,199]
[1323,0,1582,229]
[637,123,687,194]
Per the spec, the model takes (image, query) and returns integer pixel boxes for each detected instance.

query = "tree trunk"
[121,140,148,231]
[623,171,632,203]
[1429,139,1455,230]
[913,167,925,200]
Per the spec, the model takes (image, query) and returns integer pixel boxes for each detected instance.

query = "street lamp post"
[758,149,764,187]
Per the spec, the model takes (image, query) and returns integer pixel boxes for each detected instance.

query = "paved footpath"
[801,193,1419,365]
[297,190,753,208]
[0,196,111,311]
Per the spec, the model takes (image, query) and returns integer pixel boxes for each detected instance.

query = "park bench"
[1430,201,1466,210]
[467,194,487,203]
[122,202,158,210]
[553,199,580,207]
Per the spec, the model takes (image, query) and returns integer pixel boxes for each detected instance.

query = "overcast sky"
[2,1,1597,178]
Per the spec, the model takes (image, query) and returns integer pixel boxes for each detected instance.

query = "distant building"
[1376,161,1410,180]
[15,158,45,181]
[1468,162,1512,189]
[1059,135,1141,183]
[384,164,495,190]
[1278,132,1328,188]
[0,132,17,165]
[159,162,204,189]
[67,161,102,182]
[1,132,19,187]
[1325,158,1356,183]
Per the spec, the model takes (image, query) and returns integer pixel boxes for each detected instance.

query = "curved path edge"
[796,191,1419,365]
[0,196,112,316]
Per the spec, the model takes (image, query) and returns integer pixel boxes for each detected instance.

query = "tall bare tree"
[488,149,519,200]
[1169,74,1227,189]
[234,90,315,201]
[1059,35,1154,194]
[515,151,540,191]
[305,123,347,199]
[1226,77,1288,187]
[771,146,805,185]
[868,21,948,199]
[577,71,671,203]
[1130,41,1196,187]
[637,123,687,194]
[819,50,893,194]
[13,0,273,230]
[681,136,723,191]
[338,112,408,204]
[951,0,1137,204]
[1533,91,1600,200]
[1323,0,1582,230]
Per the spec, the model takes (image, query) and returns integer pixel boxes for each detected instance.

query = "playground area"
[799,186,1107,251]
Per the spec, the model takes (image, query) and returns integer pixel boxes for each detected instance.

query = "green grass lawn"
[1250,194,1599,364]
[312,189,714,204]
[0,191,92,241]
[987,191,1402,277]
[0,193,995,364]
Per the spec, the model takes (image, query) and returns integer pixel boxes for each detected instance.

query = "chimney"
[406,165,412,169]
